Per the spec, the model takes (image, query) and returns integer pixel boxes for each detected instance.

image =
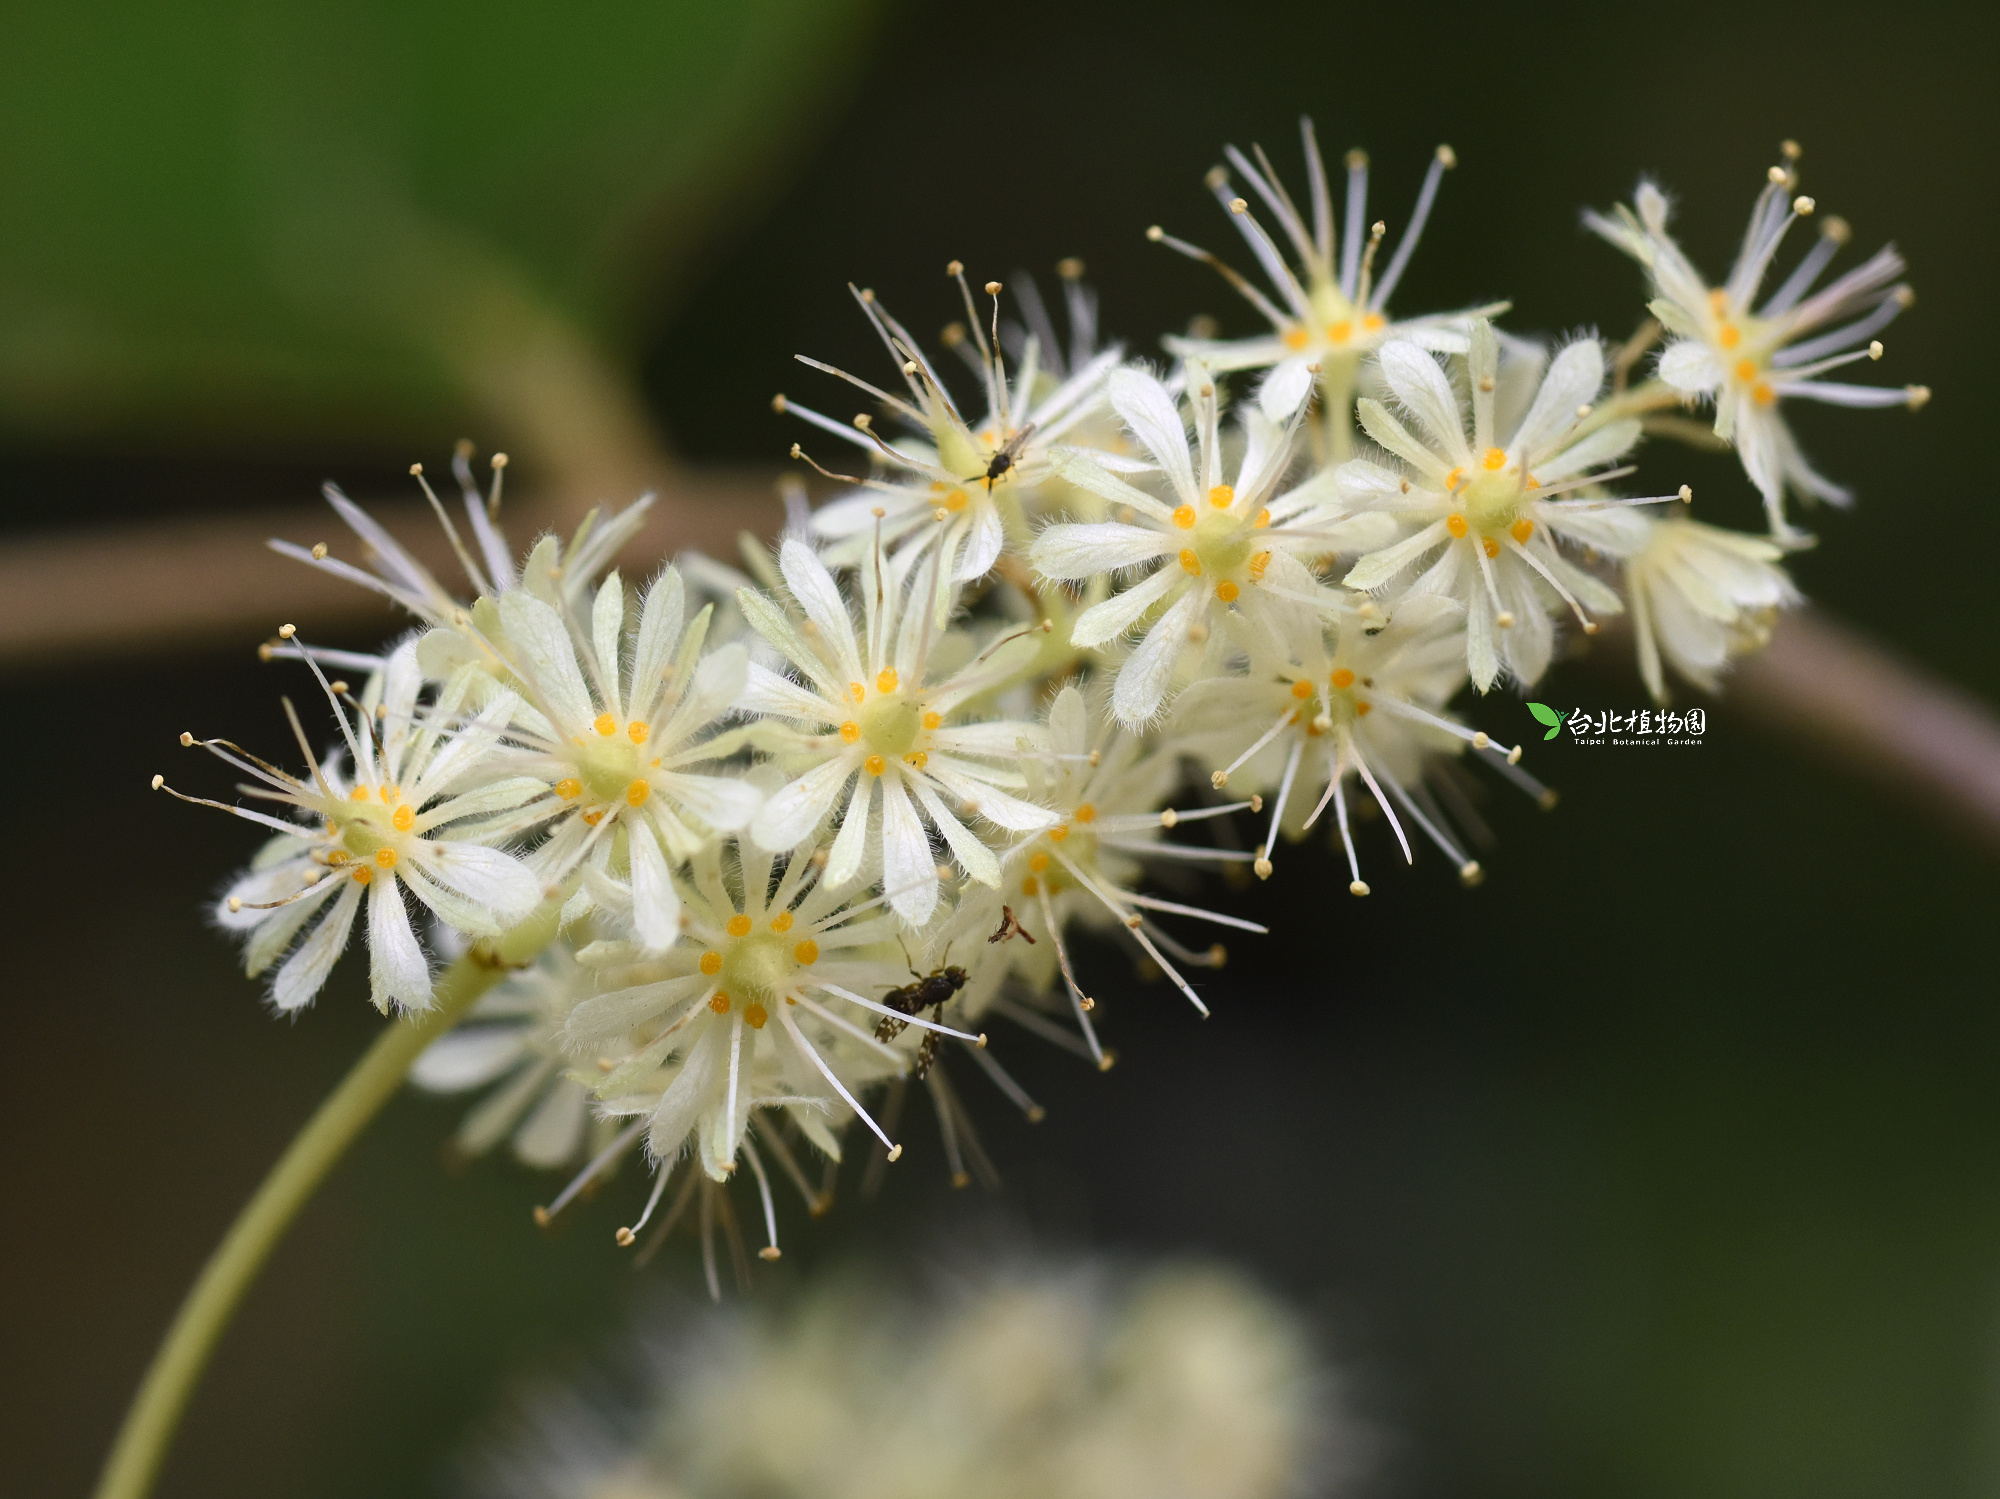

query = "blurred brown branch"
[0,466,782,663]
[1727,609,2000,849]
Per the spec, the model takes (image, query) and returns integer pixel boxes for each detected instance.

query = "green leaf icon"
[1526,702,1566,740]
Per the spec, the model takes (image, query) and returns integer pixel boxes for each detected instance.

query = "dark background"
[4,1,1997,1495]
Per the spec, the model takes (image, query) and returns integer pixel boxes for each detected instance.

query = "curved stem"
[92,910,558,1499]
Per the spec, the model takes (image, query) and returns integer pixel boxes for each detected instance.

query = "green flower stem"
[92,904,561,1499]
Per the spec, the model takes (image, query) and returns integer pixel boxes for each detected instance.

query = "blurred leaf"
[0,0,877,450]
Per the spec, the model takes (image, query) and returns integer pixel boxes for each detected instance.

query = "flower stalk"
[92,904,561,1499]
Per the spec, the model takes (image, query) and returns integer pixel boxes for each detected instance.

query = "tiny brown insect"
[875,961,970,1079]
[966,423,1037,491]
[987,905,1036,945]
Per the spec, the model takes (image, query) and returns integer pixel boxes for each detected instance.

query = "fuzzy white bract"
[165,130,1918,1288]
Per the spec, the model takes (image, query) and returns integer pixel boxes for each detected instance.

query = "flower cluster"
[162,130,1920,1284]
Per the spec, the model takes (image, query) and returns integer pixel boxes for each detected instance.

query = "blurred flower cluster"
[472,1256,1353,1499]
[162,126,1921,1275]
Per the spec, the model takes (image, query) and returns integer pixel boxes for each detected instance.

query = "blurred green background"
[3,0,1997,1495]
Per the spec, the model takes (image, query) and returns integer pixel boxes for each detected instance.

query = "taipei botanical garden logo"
[1527,704,1708,746]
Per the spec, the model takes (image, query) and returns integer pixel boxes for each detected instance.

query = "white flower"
[561,841,964,1196]
[737,539,1055,926]
[1586,161,1926,539]
[1337,321,1674,691]
[1032,364,1393,727]
[469,566,762,952]
[780,272,1124,615]
[482,1257,1347,1499]
[1175,596,1525,894]
[273,444,654,627]
[938,683,1263,1061]
[180,641,544,1013]
[1156,122,1501,454]
[1625,516,1799,702]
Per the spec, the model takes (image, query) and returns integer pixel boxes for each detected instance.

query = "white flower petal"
[778,539,863,684]
[498,590,594,733]
[823,773,873,890]
[1031,522,1174,580]
[271,881,362,1012]
[1068,564,1181,649]
[1511,338,1604,461]
[879,777,938,925]
[1113,584,1206,727]
[416,841,542,927]
[1258,356,1315,424]
[368,877,433,1012]
[1378,341,1470,466]
[1108,367,1196,505]
[751,755,854,851]
[627,818,680,953]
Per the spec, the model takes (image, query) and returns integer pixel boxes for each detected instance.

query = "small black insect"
[876,961,970,1079]
[987,905,1036,945]
[965,423,1037,491]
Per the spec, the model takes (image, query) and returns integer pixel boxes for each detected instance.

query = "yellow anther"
[845,682,867,706]
[839,721,860,744]
[555,778,581,799]
[726,914,752,937]
[904,750,928,768]
[709,992,730,1014]
[349,786,370,802]
[1356,701,1372,716]
[1362,313,1385,332]
[594,713,616,736]
[876,668,899,694]
[392,804,415,832]
[922,711,942,730]
[1292,679,1314,699]
[1446,513,1469,538]
[1481,447,1507,471]
[327,849,348,866]
[794,939,819,965]
[1510,518,1534,544]
[627,720,649,744]
[1208,484,1234,508]
[700,950,723,975]
[1717,322,1741,350]
[625,779,651,807]
[1073,802,1096,822]
[1482,537,1500,558]
[1028,852,1051,872]
[744,1003,768,1029]
[1327,319,1354,343]
[1179,549,1201,575]
[1216,581,1239,602]
[582,810,604,826]
[1709,289,1729,315]
[1331,668,1355,689]
[865,754,887,776]
[1254,507,1270,527]
[379,784,397,803]
[1445,466,1465,491]
[1049,824,1069,842]
[944,489,968,512]
[351,865,372,885]
[1248,551,1271,580]
[1282,327,1310,351]
[1752,381,1776,406]
[1172,504,1196,529]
